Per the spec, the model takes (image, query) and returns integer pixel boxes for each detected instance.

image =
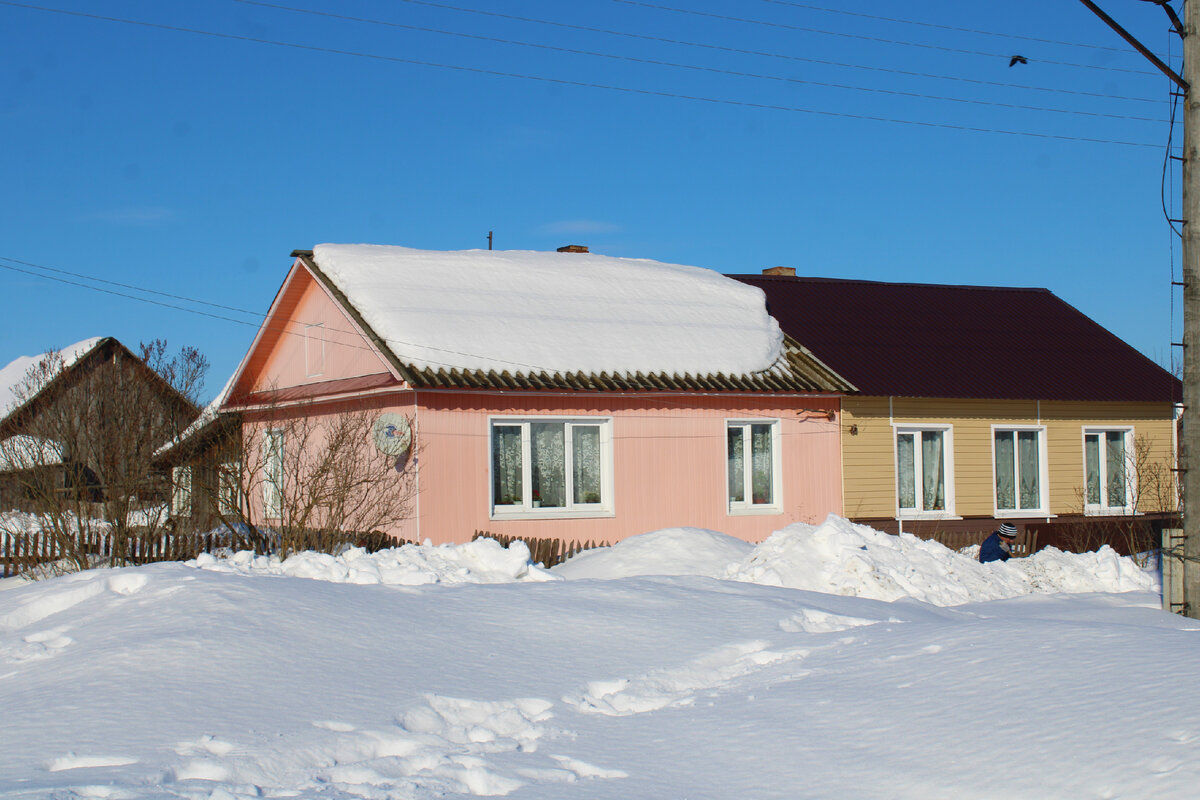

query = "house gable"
[225,260,401,406]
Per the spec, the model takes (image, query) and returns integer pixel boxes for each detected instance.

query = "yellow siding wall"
[842,396,1176,519]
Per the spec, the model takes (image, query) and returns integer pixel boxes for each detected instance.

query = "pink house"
[219,245,853,546]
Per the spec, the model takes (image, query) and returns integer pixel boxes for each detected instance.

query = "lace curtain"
[995,431,1040,510]
[897,433,916,509]
[572,426,602,504]
[492,425,522,505]
[1085,434,1100,505]
[532,422,566,507]
[921,431,945,511]
[995,432,1015,509]
[1106,431,1126,506]
[751,423,773,504]
[727,427,745,503]
[1018,431,1040,509]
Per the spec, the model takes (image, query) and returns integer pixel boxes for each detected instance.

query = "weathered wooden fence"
[473,530,610,568]
[1,526,405,578]
[906,528,1039,558]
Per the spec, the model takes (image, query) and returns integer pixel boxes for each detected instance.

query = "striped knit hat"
[998,523,1018,538]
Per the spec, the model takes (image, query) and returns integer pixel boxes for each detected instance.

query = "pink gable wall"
[242,266,396,396]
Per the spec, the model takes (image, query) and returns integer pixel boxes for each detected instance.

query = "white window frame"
[263,429,285,520]
[305,323,325,378]
[171,465,192,518]
[725,419,783,515]
[488,416,614,520]
[893,424,956,519]
[991,425,1049,517]
[1082,427,1135,516]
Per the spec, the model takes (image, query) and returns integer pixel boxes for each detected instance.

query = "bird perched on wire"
[1009,55,1028,67]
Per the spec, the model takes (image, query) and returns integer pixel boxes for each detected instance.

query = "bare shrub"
[196,402,417,558]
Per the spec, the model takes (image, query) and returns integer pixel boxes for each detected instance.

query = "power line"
[395,0,1164,105]
[0,1,1160,148]
[233,0,1168,124]
[750,0,1168,57]
[609,0,1161,76]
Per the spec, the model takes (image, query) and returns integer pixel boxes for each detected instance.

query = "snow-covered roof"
[0,337,104,420]
[310,244,783,380]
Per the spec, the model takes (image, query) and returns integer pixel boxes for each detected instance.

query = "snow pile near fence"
[553,527,753,580]
[721,514,1155,605]
[189,537,558,586]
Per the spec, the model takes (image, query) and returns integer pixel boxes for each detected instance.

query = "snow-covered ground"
[1,515,1197,799]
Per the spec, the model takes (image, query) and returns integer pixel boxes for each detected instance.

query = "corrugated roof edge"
[732,274,1052,294]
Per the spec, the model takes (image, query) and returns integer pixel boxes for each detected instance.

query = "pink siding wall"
[247,268,393,394]
[412,391,842,545]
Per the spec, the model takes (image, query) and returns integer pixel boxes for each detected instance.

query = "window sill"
[727,506,784,517]
[994,509,1050,519]
[1083,508,1138,517]
[897,512,961,521]
[491,508,615,521]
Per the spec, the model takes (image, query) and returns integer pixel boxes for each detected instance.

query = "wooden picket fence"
[0,528,220,578]
[0,526,406,578]
[473,530,610,568]
[909,528,1039,558]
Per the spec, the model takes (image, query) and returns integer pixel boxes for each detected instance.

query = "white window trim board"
[725,418,784,516]
[1081,426,1136,516]
[990,424,1050,517]
[487,415,615,520]
[892,423,956,520]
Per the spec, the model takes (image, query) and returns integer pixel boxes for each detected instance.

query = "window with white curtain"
[263,429,285,519]
[727,420,781,513]
[1083,428,1134,515]
[490,418,612,516]
[993,427,1047,515]
[895,426,953,517]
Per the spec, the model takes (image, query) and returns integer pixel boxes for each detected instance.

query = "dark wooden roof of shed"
[729,275,1180,404]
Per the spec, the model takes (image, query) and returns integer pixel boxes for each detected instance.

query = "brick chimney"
[762,266,795,277]
[557,244,589,253]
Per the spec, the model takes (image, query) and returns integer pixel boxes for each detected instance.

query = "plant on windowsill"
[532,489,542,508]
[583,491,600,504]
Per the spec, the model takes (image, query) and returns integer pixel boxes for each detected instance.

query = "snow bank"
[722,514,1155,605]
[189,537,558,586]
[552,527,753,580]
[311,244,783,378]
[551,514,1155,605]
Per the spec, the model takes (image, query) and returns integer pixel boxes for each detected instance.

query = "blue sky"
[0,0,1184,401]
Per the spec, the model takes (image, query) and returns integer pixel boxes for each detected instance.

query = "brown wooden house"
[0,337,199,514]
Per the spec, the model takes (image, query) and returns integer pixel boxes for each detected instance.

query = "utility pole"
[1182,0,1200,619]
[1079,0,1198,618]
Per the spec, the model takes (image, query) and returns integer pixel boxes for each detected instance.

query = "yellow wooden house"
[732,271,1180,549]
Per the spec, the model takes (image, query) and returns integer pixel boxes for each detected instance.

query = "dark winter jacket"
[979,531,1012,563]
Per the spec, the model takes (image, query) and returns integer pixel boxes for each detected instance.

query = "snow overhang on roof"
[0,337,104,423]
[300,244,852,393]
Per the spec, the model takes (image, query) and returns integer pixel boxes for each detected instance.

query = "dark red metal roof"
[729,275,1180,403]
